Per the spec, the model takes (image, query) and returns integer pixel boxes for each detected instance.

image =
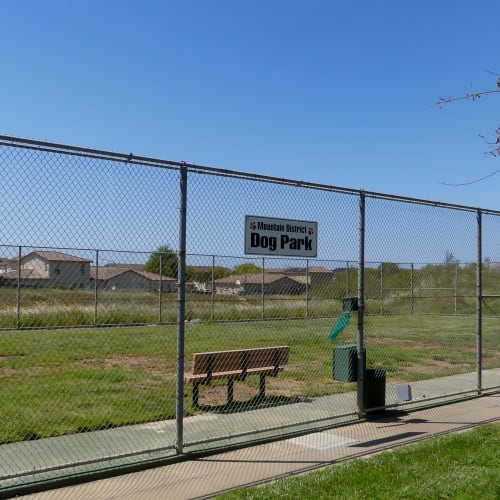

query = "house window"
[44,263,48,272]
[80,264,85,275]
[55,268,60,275]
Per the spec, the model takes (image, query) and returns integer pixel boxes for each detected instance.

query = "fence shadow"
[198,394,313,414]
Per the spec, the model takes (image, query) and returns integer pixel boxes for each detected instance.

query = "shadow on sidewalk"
[197,394,314,414]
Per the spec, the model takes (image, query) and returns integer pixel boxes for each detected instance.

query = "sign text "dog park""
[244,216,318,257]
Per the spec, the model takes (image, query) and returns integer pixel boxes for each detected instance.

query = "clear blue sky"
[1,0,499,209]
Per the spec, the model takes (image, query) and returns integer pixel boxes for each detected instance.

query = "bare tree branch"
[437,88,500,106]
[438,77,500,184]
[440,167,500,186]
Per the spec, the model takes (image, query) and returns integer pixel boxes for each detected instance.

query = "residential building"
[90,267,176,293]
[215,273,309,296]
[267,266,336,286]
[1,251,91,289]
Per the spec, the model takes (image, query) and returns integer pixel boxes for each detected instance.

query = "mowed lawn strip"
[216,424,500,500]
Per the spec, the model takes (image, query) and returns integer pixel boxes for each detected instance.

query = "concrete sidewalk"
[18,394,500,500]
[2,369,499,488]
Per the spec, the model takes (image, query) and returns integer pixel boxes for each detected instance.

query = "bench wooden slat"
[189,346,289,375]
[184,345,289,407]
[185,366,284,382]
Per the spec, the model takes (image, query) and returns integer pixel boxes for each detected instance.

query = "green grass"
[216,424,500,499]
[0,315,498,443]
[3,282,500,328]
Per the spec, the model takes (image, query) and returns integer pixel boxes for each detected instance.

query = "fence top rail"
[2,134,500,216]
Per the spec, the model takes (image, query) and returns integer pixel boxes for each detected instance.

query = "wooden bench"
[185,346,290,407]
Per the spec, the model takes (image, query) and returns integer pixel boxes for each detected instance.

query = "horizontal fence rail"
[0,135,499,495]
[1,246,500,329]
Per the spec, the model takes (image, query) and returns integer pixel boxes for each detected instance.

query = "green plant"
[216,424,500,499]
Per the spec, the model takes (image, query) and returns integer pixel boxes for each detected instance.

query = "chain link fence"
[0,135,499,493]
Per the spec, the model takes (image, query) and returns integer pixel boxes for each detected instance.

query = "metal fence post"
[345,261,350,297]
[357,192,366,417]
[454,262,458,315]
[476,209,482,395]
[94,249,99,327]
[380,263,384,316]
[305,259,309,318]
[176,164,188,454]
[410,263,414,315]
[159,254,163,323]
[16,245,22,329]
[211,255,215,320]
[261,257,265,319]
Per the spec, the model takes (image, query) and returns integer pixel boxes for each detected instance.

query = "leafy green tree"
[143,245,178,278]
[189,266,231,282]
[233,263,262,275]
[213,266,231,279]
[378,262,400,274]
[185,266,196,281]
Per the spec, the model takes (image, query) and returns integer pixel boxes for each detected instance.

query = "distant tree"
[188,266,231,282]
[185,266,196,281]
[233,263,262,275]
[378,262,400,274]
[444,251,459,265]
[214,266,232,279]
[143,245,178,278]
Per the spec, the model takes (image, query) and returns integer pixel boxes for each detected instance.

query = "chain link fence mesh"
[0,136,499,490]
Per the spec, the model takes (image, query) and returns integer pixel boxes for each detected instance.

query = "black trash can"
[363,368,386,410]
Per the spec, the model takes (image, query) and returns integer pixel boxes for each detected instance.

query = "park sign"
[245,215,318,257]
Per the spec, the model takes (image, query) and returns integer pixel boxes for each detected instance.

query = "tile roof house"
[215,273,309,296]
[90,266,176,293]
[103,263,145,271]
[1,251,91,289]
[267,266,336,286]
[0,251,178,293]
[0,258,8,274]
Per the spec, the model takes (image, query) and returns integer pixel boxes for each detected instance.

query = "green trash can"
[363,368,386,410]
[333,344,358,382]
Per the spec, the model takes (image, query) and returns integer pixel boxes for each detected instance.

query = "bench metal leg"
[258,373,266,401]
[227,378,234,404]
[193,382,200,408]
